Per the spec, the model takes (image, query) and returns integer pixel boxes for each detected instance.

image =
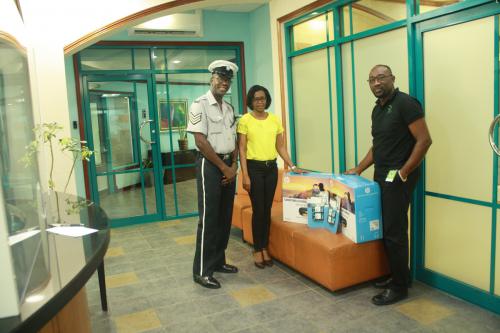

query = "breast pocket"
[207,110,223,134]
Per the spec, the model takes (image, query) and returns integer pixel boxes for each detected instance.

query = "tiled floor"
[85,218,500,333]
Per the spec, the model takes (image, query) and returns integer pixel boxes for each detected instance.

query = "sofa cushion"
[269,208,307,268]
[293,228,389,291]
[232,195,251,229]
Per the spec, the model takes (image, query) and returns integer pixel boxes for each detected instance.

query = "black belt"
[248,159,277,167]
[216,153,232,161]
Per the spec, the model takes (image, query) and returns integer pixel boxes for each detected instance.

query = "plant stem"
[49,138,61,222]
[64,155,78,194]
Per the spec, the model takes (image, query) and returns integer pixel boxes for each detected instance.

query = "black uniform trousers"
[193,155,236,277]
[375,168,419,292]
[247,159,278,251]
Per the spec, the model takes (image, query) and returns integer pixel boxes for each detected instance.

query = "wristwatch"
[290,165,297,171]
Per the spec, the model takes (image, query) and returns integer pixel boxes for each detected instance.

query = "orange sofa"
[232,169,389,291]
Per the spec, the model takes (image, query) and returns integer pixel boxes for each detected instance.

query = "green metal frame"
[77,43,244,227]
[285,0,500,314]
[412,1,500,315]
[81,73,164,225]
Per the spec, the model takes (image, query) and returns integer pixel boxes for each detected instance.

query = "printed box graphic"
[282,172,382,243]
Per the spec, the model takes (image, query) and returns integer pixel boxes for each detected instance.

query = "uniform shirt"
[187,90,236,154]
[371,88,424,179]
[237,112,284,161]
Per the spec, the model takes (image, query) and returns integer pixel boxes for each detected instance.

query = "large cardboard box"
[283,172,382,243]
[332,174,382,243]
[282,172,334,224]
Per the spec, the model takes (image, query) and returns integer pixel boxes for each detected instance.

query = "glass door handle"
[488,114,500,156]
[140,119,155,145]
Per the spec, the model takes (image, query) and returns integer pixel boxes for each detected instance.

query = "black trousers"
[193,156,235,277]
[247,160,278,251]
[375,168,419,292]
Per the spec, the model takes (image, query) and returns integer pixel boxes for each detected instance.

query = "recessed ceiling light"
[173,60,181,64]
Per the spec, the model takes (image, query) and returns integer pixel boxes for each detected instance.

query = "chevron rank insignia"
[189,112,202,125]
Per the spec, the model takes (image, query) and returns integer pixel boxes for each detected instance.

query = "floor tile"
[396,297,454,325]
[173,234,196,245]
[106,272,140,288]
[230,285,277,307]
[106,246,125,257]
[114,308,161,333]
[88,219,500,333]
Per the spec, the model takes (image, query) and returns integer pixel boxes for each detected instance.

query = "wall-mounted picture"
[159,99,188,131]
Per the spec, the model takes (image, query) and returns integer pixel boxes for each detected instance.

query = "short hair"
[372,64,393,75]
[246,85,272,110]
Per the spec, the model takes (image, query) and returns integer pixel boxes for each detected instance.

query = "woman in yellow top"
[238,85,303,268]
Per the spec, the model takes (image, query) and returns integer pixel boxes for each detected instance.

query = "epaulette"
[194,95,208,103]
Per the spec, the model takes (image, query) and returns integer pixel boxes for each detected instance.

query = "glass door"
[415,4,500,313]
[82,75,162,225]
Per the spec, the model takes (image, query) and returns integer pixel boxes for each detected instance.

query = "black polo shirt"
[371,88,424,179]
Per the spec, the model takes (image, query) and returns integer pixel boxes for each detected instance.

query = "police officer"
[188,60,239,289]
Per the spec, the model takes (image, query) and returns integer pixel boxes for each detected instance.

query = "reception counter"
[0,194,110,333]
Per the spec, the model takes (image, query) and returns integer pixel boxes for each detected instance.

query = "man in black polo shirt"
[347,64,432,305]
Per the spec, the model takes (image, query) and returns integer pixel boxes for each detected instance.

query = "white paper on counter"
[47,226,98,237]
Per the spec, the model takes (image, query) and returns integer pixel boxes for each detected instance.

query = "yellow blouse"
[237,112,284,161]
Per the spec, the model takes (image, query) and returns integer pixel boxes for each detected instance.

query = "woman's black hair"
[246,85,272,110]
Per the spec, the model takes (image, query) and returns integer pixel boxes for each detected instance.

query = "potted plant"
[21,122,93,223]
[178,127,188,150]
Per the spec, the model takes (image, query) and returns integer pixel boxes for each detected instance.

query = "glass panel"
[0,40,42,234]
[342,1,406,37]
[97,172,156,219]
[152,48,166,71]
[420,0,462,15]
[156,73,203,216]
[341,42,356,171]
[327,11,334,41]
[166,49,237,70]
[176,167,198,216]
[425,197,490,291]
[134,49,150,70]
[107,96,134,168]
[342,6,352,36]
[424,17,493,202]
[88,88,135,171]
[291,49,332,172]
[496,209,500,296]
[292,14,328,51]
[80,49,132,71]
[351,28,408,180]
[328,47,340,173]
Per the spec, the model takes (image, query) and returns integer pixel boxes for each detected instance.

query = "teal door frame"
[413,3,500,314]
[82,74,165,226]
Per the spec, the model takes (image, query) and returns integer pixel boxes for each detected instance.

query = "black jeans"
[247,159,278,251]
[375,168,419,292]
[193,156,235,277]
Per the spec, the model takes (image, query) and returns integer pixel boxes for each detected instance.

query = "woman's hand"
[291,167,307,174]
[242,174,251,193]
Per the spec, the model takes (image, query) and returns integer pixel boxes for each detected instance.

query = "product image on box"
[330,174,382,243]
[307,196,329,229]
[282,172,334,224]
[325,196,341,233]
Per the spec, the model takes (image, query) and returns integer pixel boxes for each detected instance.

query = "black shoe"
[374,277,413,289]
[374,277,393,289]
[193,275,221,289]
[371,289,408,306]
[214,264,238,274]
